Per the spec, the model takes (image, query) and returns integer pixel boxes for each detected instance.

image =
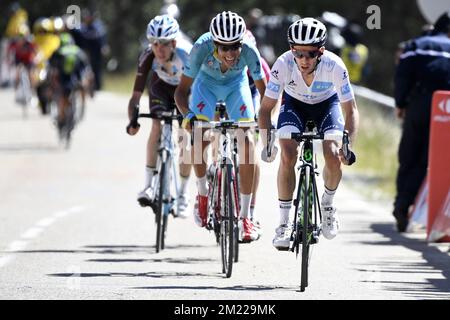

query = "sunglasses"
[291,48,320,59]
[216,42,243,52]
[153,39,173,46]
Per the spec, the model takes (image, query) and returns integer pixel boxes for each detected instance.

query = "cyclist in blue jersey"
[127,15,193,217]
[258,18,359,250]
[175,11,267,243]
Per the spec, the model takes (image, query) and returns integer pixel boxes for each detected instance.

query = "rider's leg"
[316,95,345,207]
[178,130,192,186]
[272,138,298,249]
[192,128,211,196]
[251,160,260,219]
[176,128,193,215]
[143,119,161,190]
[321,140,342,206]
[278,139,299,224]
[237,129,255,219]
[188,79,216,199]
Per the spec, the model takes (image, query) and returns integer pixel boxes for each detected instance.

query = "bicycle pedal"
[138,198,152,208]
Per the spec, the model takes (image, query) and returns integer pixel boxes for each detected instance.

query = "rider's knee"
[323,148,341,171]
[280,147,298,167]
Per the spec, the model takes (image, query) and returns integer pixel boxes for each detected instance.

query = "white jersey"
[265,50,355,104]
[154,37,192,86]
[138,36,192,86]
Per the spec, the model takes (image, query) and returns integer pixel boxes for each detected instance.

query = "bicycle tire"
[155,161,166,253]
[161,210,168,250]
[161,156,173,250]
[220,165,234,278]
[212,168,221,245]
[300,166,311,292]
[231,170,239,263]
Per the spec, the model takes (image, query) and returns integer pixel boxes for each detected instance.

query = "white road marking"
[21,227,44,240]
[38,217,56,226]
[0,256,14,269]
[7,240,28,252]
[0,206,86,269]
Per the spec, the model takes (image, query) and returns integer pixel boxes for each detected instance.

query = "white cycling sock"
[279,199,292,225]
[144,166,156,189]
[240,193,252,219]
[197,176,208,197]
[322,186,337,206]
[179,175,190,196]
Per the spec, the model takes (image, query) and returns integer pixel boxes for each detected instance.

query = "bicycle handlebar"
[126,105,182,135]
[275,131,343,141]
[193,120,257,130]
[264,129,356,165]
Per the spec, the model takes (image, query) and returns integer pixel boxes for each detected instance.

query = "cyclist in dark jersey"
[126,15,193,217]
[49,33,88,132]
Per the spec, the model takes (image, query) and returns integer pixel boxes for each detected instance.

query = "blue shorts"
[277,93,344,136]
[189,76,255,122]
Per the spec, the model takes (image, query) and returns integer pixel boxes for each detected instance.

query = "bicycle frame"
[137,110,182,252]
[276,125,342,292]
[152,118,179,217]
[194,103,256,277]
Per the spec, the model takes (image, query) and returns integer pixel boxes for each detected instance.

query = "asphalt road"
[0,88,449,300]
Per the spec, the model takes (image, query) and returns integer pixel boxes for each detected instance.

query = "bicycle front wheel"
[220,165,235,278]
[300,166,312,292]
[155,161,166,253]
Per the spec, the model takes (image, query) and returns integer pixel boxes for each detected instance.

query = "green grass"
[103,71,136,95]
[345,97,401,200]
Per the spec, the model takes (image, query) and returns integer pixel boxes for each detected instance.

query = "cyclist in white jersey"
[258,18,359,250]
[127,15,193,217]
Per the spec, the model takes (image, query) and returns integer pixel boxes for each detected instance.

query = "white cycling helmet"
[287,18,327,47]
[146,14,180,42]
[210,11,246,44]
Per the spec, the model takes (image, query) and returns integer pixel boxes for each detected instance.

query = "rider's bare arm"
[254,78,267,99]
[128,91,142,121]
[258,96,278,146]
[174,74,194,116]
[128,48,154,122]
[341,99,359,143]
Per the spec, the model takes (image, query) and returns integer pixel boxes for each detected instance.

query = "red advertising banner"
[427,91,450,242]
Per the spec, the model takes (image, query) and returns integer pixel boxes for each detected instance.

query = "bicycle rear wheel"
[155,161,166,253]
[300,166,312,292]
[220,165,235,278]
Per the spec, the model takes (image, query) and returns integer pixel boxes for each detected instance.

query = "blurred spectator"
[5,3,29,38]
[71,8,109,91]
[393,11,450,232]
[1,3,29,87]
[246,9,299,65]
[319,11,346,55]
[340,23,369,84]
[33,17,62,114]
[160,0,180,19]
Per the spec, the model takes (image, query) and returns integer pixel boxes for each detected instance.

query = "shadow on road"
[357,222,450,299]
[7,244,216,256]
[130,285,290,292]
[48,271,220,279]
[86,257,217,264]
